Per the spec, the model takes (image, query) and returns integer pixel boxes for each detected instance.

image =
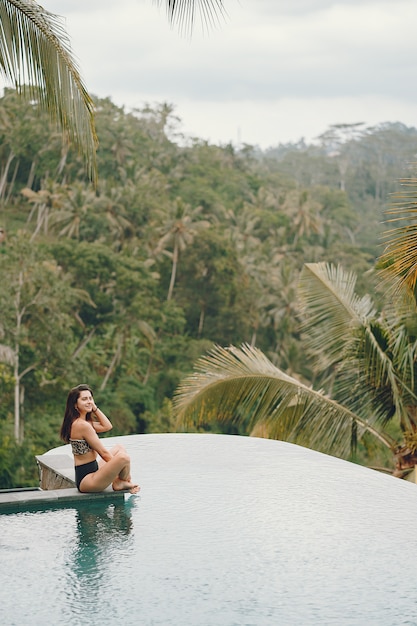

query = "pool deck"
[0,451,126,511]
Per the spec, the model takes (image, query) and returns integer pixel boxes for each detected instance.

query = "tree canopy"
[0,87,416,486]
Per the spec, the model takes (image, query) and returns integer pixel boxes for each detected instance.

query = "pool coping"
[0,486,126,511]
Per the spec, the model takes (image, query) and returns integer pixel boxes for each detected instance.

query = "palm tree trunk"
[198,304,205,336]
[5,159,19,205]
[167,240,179,301]
[100,335,123,391]
[72,327,96,359]
[13,270,23,442]
[0,151,15,201]
[143,352,154,385]
[13,346,20,442]
[26,160,36,189]
[30,204,47,241]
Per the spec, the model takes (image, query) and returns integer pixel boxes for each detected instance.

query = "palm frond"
[379,178,417,295]
[154,0,226,35]
[173,344,396,457]
[299,263,393,391]
[299,262,375,371]
[0,1,97,180]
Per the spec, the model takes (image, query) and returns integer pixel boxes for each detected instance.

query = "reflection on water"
[3,433,417,625]
[0,496,139,626]
[64,497,138,622]
[71,499,135,574]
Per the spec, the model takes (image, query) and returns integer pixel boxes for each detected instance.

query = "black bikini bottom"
[75,460,99,491]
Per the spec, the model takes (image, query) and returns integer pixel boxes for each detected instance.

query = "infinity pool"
[1,433,417,625]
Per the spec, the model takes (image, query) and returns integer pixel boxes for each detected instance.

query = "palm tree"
[282,189,324,246]
[94,183,134,246]
[21,179,65,240]
[50,181,96,239]
[154,199,210,301]
[173,262,417,476]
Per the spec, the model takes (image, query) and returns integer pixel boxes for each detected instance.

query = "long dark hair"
[60,384,94,443]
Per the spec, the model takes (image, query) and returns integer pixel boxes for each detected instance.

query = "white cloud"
[47,0,417,147]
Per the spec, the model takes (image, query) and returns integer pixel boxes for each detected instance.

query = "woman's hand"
[91,405,113,433]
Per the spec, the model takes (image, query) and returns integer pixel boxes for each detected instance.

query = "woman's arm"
[79,421,113,462]
[91,404,113,433]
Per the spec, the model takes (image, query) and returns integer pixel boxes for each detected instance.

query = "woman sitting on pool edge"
[60,384,140,494]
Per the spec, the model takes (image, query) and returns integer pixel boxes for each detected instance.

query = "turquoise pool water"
[2,433,417,625]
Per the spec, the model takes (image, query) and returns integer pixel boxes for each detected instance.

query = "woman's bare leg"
[107,444,132,482]
[80,450,139,494]
[97,444,134,483]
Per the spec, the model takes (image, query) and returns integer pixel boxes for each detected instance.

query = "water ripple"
[2,434,417,625]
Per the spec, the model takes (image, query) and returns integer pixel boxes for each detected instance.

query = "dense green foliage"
[1,90,416,486]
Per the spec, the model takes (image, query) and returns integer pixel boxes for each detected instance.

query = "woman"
[60,384,140,494]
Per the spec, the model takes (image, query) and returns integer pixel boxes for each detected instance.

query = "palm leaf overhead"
[154,0,226,34]
[0,0,97,180]
[173,343,395,458]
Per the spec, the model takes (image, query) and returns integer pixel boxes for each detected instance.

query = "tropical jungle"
[1,84,417,487]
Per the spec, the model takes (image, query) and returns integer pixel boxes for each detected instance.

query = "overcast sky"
[50,0,417,149]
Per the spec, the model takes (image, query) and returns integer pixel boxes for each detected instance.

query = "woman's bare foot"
[112,477,140,494]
